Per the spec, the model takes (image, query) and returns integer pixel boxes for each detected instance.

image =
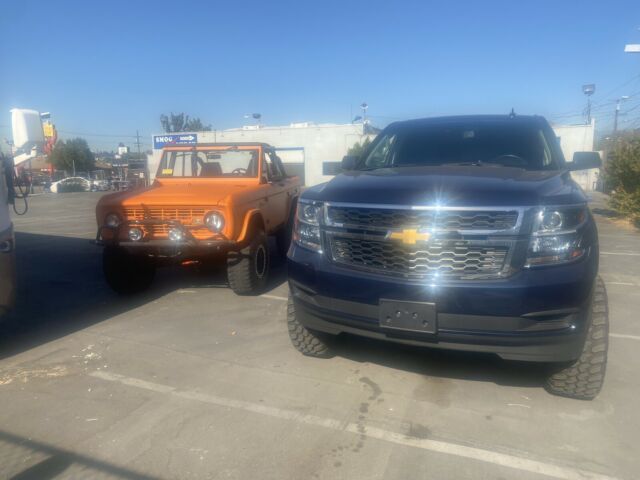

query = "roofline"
[388,114,544,124]
[161,142,274,149]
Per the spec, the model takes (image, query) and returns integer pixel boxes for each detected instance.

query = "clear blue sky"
[1,0,640,151]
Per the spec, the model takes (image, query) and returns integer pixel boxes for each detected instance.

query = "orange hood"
[101,179,257,208]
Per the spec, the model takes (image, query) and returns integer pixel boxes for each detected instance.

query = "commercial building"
[150,122,376,186]
[150,118,599,190]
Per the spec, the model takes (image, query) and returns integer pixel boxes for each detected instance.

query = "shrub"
[603,133,640,224]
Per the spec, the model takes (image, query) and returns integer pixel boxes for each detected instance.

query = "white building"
[552,120,599,192]
[150,119,598,190]
[117,144,130,156]
[150,122,375,185]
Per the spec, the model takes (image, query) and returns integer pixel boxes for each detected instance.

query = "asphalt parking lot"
[0,192,639,480]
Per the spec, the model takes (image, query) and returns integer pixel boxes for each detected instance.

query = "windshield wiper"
[442,161,508,167]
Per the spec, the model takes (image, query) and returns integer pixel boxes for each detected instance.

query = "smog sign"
[153,134,198,149]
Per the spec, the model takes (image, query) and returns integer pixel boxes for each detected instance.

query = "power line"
[57,130,140,138]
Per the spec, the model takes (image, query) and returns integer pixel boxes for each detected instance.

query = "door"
[262,149,292,233]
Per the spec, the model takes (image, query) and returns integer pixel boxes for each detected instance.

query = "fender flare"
[237,209,265,244]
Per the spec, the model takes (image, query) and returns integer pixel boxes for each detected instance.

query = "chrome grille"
[326,206,518,231]
[123,206,206,221]
[329,236,509,279]
[122,206,212,239]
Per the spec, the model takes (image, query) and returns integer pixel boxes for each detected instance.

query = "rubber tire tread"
[227,231,270,295]
[545,276,609,400]
[287,292,333,357]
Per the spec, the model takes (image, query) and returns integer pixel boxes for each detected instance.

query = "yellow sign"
[43,123,55,138]
[387,229,431,245]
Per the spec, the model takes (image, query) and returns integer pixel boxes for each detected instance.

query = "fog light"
[168,228,184,242]
[128,227,143,242]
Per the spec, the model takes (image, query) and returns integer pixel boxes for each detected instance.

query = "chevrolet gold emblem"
[387,229,431,245]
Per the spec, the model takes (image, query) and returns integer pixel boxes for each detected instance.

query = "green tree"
[603,131,640,224]
[160,112,211,132]
[49,138,96,173]
[347,137,372,157]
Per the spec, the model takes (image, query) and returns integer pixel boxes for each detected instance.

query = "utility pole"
[613,96,629,134]
[135,130,147,186]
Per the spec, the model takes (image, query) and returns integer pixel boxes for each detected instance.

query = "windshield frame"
[156,145,264,179]
[356,118,566,172]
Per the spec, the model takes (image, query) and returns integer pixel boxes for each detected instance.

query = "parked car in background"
[90,179,110,191]
[50,177,113,192]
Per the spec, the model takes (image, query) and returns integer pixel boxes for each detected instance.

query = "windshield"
[361,122,560,170]
[157,149,259,178]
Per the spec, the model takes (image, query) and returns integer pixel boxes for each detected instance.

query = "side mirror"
[570,152,601,171]
[341,155,358,171]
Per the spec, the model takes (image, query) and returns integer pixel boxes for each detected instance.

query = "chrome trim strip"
[324,202,528,236]
[324,230,517,280]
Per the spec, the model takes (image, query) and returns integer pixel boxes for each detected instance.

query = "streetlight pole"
[582,84,595,124]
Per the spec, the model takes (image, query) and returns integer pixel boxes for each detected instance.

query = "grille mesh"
[327,206,518,231]
[123,206,206,221]
[330,236,509,278]
[123,206,212,239]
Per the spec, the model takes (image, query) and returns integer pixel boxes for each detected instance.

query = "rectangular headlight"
[526,205,588,267]
[293,199,323,252]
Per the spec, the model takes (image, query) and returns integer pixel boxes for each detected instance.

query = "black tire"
[103,247,156,295]
[287,292,333,357]
[545,276,608,400]
[227,230,270,295]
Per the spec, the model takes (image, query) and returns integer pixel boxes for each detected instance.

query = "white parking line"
[89,370,619,480]
[600,252,640,256]
[610,333,640,341]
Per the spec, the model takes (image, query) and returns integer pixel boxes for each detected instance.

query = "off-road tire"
[545,276,608,400]
[227,231,270,295]
[287,292,333,357]
[103,247,156,295]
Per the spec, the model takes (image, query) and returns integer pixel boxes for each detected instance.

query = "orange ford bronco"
[96,143,301,295]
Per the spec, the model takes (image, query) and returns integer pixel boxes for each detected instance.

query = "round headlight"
[204,211,225,232]
[105,213,121,228]
[541,211,563,230]
[128,227,143,242]
[301,204,321,224]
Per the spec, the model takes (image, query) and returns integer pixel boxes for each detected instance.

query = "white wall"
[551,120,599,192]
[150,123,371,186]
[150,120,599,190]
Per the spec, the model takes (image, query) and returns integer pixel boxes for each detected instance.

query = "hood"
[304,166,586,207]
[100,180,252,207]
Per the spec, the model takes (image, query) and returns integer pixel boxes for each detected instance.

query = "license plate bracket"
[379,299,437,334]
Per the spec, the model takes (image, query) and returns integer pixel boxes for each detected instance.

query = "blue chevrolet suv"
[286,115,608,400]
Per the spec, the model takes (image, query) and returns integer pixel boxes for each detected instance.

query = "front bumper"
[287,243,598,362]
[0,224,16,317]
[96,221,236,257]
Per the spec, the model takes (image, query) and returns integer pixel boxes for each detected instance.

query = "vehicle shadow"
[0,233,287,360]
[331,333,550,389]
[0,429,160,479]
